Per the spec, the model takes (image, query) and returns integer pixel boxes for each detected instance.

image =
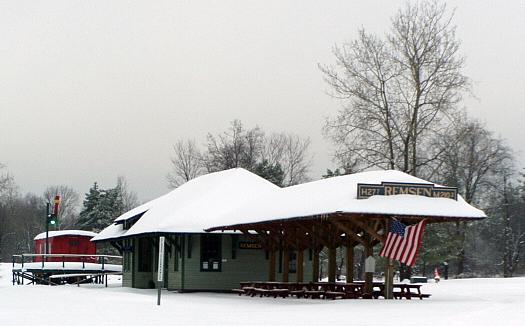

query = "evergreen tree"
[254,160,285,187]
[77,182,101,230]
[77,182,129,232]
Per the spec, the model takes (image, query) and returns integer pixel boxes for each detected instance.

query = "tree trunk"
[456,222,467,276]
[502,177,512,278]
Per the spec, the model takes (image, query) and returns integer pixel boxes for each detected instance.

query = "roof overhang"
[205,211,485,233]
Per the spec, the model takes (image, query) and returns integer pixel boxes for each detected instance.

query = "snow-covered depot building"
[92,169,313,290]
[93,168,485,291]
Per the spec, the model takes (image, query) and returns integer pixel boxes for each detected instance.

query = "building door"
[200,234,222,272]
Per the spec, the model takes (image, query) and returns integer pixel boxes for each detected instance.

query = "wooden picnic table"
[353,281,430,300]
[236,281,365,299]
[237,281,430,300]
[392,284,430,300]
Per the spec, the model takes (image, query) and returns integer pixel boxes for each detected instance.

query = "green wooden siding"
[120,233,313,291]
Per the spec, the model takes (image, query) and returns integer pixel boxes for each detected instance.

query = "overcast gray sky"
[1,0,524,202]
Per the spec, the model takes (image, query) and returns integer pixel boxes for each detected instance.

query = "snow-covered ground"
[0,263,523,325]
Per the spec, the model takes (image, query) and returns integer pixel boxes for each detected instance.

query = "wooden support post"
[283,249,290,282]
[328,246,336,283]
[297,250,304,283]
[364,244,373,298]
[346,245,354,283]
[384,219,394,299]
[269,250,276,282]
[312,249,320,282]
[385,259,394,299]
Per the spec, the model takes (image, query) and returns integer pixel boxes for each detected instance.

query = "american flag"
[379,219,427,266]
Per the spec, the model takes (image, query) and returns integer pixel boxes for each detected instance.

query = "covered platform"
[205,170,486,299]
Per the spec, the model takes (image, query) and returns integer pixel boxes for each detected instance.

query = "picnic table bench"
[235,281,427,300]
[268,288,290,298]
[324,291,346,300]
[393,284,431,300]
[304,290,325,299]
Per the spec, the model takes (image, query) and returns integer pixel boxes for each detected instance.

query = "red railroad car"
[34,230,98,262]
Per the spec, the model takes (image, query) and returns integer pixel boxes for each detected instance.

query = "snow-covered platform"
[11,254,122,286]
[12,262,122,273]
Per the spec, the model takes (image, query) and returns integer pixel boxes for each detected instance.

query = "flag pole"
[385,218,394,300]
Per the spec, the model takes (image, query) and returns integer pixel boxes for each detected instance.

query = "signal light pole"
[45,202,51,256]
[45,195,61,257]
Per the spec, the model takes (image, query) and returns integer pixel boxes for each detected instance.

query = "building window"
[200,234,221,272]
[138,237,152,272]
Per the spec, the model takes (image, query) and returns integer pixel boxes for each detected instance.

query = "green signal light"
[50,220,56,225]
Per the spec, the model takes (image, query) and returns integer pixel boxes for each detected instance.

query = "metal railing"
[12,253,122,271]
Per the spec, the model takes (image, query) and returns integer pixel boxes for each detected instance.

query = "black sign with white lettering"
[357,182,458,200]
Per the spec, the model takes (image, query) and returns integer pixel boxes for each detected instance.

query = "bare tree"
[320,30,401,171]
[282,134,312,186]
[499,171,525,278]
[0,164,16,202]
[43,185,81,230]
[115,176,140,212]
[437,119,513,204]
[204,120,265,172]
[0,192,43,260]
[427,119,514,276]
[168,120,312,187]
[320,0,469,177]
[167,139,204,188]
[263,133,312,186]
[0,164,18,259]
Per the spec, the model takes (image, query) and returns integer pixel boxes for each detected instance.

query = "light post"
[45,195,60,258]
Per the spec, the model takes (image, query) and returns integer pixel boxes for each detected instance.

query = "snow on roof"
[208,170,485,229]
[91,223,127,241]
[93,169,486,242]
[114,192,168,222]
[92,168,280,241]
[34,230,98,241]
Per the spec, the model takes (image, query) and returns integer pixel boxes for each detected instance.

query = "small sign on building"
[365,256,376,273]
[239,241,262,249]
